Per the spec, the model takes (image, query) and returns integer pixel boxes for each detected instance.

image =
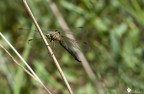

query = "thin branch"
[0,32,52,94]
[0,44,36,80]
[46,0,105,94]
[23,0,73,94]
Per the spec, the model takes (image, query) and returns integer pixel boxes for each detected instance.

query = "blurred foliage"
[0,0,144,94]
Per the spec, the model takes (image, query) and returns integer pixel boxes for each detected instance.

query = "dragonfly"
[44,31,81,62]
[18,28,88,62]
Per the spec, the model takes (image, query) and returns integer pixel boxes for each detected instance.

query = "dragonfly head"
[45,33,51,41]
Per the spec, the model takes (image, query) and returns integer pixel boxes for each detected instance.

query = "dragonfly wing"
[62,36,91,51]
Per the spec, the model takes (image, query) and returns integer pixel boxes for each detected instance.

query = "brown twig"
[0,44,37,80]
[46,0,105,94]
[23,0,73,94]
[0,33,52,94]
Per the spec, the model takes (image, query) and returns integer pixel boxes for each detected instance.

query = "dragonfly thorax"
[46,31,63,42]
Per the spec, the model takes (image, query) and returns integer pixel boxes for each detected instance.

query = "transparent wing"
[17,27,91,51]
[62,35,91,52]
[16,28,48,50]
[17,27,85,34]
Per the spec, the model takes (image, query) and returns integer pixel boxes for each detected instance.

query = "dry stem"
[23,0,73,94]
[0,32,52,94]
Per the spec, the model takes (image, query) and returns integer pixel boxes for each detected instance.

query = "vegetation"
[0,0,144,94]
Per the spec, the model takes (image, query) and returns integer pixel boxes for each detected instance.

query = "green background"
[0,0,144,94]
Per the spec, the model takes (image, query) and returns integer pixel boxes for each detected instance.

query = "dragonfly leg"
[47,40,55,56]
[45,40,55,56]
[52,40,56,53]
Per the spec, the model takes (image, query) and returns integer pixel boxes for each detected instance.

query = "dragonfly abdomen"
[59,41,81,62]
